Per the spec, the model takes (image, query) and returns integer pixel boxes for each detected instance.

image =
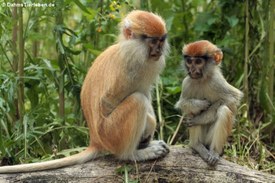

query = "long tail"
[0,147,98,173]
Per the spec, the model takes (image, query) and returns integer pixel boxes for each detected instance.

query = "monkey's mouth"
[150,54,161,61]
[189,73,203,79]
[149,52,162,61]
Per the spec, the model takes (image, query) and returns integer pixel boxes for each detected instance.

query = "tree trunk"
[0,146,274,183]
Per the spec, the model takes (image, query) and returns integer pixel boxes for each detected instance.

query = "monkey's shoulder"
[210,75,243,103]
[89,44,121,76]
[181,75,242,101]
[94,44,120,63]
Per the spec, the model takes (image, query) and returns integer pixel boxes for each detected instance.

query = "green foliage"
[0,0,274,175]
[116,164,138,183]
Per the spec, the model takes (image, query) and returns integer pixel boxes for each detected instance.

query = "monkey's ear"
[123,28,133,40]
[213,50,223,64]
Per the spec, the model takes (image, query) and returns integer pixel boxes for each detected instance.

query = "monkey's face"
[184,55,208,79]
[140,34,167,61]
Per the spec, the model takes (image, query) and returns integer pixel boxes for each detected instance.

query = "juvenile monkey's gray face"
[183,55,209,79]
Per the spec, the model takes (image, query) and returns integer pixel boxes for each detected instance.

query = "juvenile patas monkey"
[175,40,243,166]
[0,10,169,173]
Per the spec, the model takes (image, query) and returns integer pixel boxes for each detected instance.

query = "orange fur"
[81,10,169,160]
[182,40,223,64]
[0,10,169,173]
[121,10,166,37]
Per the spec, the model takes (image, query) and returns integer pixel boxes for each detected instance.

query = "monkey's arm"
[186,82,243,127]
[175,98,210,116]
[100,92,122,117]
[185,99,224,127]
[175,78,211,115]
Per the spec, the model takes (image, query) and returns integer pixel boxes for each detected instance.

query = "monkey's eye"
[147,38,157,45]
[140,34,166,45]
[194,58,203,65]
[185,57,192,64]
[140,34,148,40]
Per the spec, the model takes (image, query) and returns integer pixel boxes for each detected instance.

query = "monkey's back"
[80,44,126,148]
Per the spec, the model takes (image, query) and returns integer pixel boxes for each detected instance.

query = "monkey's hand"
[176,99,210,114]
[185,116,199,127]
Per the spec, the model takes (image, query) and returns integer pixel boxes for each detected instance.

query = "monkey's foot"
[192,143,219,166]
[205,150,219,166]
[132,140,170,161]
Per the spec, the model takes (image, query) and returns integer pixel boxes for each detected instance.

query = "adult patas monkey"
[0,10,169,173]
[175,40,243,166]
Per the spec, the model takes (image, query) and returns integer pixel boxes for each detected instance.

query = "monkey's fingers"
[149,140,170,157]
[134,140,169,161]
[185,118,198,127]
[149,140,170,153]
[200,99,211,110]
[207,151,219,166]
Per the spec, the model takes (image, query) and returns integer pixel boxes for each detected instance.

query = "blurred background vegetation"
[0,0,274,175]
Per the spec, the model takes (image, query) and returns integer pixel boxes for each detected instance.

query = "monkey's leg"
[132,105,169,161]
[189,126,219,166]
[206,105,233,155]
[138,111,156,149]
[101,92,169,161]
[138,100,157,148]
[134,106,170,160]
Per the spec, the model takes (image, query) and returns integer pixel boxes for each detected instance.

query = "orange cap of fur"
[182,40,223,64]
[121,10,166,37]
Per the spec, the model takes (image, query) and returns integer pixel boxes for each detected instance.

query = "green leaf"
[226,16,239,27]
[194,12,216,32]
[166,86,181,95]
[72,0,91,14]
[115,164,133,175]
